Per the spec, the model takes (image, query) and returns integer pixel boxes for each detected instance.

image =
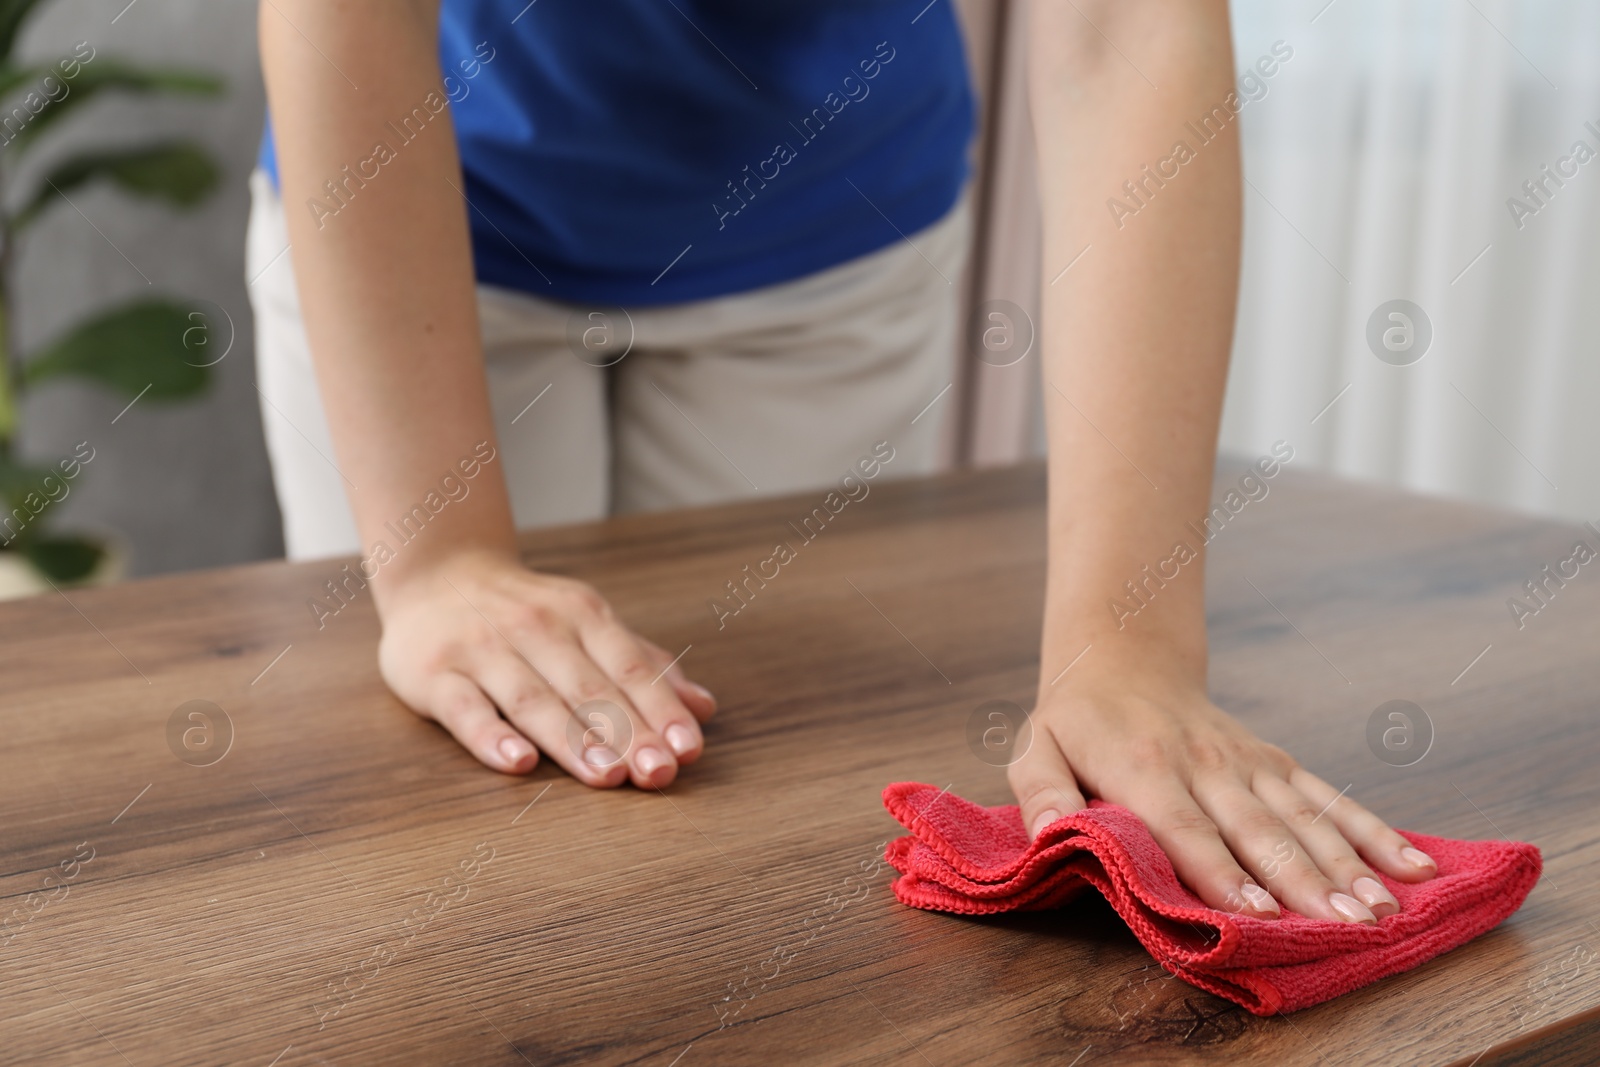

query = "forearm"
[1028,0,1239,677]
[261,0,514,600]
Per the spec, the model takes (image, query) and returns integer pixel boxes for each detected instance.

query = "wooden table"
[3,462,1597,1065]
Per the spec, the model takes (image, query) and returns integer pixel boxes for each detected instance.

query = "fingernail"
[1030,809,1062,839]
[498,736,532,767]
[1352,876,1398,915]
[584,745,620,768]
[665,724,697,756]
[636,746,672,780]
[1329,892,1378,924]
[688,682,716,706]
[1240,883,1280,916]
[1401,846,1437,872]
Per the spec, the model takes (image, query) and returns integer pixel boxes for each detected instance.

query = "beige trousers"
[246,171,971,560]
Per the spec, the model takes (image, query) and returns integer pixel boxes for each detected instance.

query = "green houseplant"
[0,0,223,595]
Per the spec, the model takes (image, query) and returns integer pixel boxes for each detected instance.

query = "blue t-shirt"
[259,0,974,305]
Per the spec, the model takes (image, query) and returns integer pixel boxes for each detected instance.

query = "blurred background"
[4,0,277,591]
[4,0,1596,592]
[963,0,1600,523]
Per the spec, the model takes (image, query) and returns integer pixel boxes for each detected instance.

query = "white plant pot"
[0,538,127,601]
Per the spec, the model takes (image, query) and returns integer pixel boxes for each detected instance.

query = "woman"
[252,0,1434,926]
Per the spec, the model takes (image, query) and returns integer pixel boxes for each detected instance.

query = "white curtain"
[961,0,1600,523]
[1223,0,1600,521]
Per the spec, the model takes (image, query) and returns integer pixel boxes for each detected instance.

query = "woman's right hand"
[376,547,717,787]
[261,1,718,788]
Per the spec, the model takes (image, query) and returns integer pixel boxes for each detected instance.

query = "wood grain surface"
[2,461,1597,1066]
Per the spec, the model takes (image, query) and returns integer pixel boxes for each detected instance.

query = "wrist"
[1040,612,1208,695]
[1041,549,1209,679]
[370,536,520,614]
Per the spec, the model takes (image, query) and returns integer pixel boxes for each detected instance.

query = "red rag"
[882,782,1541,1015]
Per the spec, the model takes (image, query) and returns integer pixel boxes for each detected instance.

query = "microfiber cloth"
[882,782,1541,1015]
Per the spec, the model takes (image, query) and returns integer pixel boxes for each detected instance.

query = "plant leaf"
[13,141,218,228]
[24,299,211,399]
[0,60,222,154]
[0,60,39,98]
[0,453,51,511]
[0,0,49,64]
[23,535,103,582]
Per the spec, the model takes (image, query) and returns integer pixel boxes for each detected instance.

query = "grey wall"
[14,0,281,577]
